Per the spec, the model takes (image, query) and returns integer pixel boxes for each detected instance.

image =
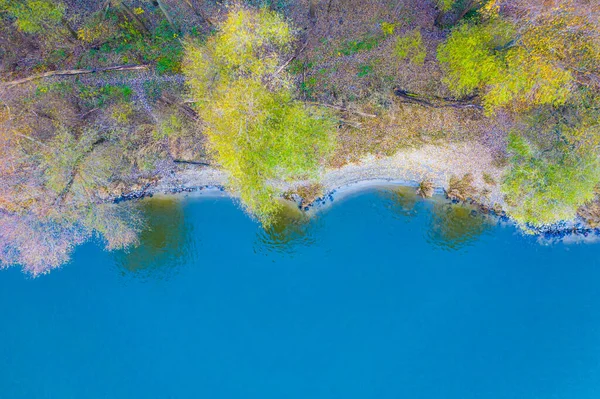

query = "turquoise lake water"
[2,188,600,398]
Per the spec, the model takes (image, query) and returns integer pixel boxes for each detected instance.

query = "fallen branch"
[1,64,150,88]
[393,88,483,110]
[156,94,199,121]
[273,36,311,77]
[306,101,377,118]
[173,159,211,166]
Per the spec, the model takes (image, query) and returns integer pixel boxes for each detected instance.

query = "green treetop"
[3,0,66,34]
[502,132,600,226]
[184,8,336,226]
[437,4,599,113]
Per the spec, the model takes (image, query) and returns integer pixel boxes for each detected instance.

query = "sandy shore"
[142,142,600,239]
[150,141,504,207]
[321,142,504,205]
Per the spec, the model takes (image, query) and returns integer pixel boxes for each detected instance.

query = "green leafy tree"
[3,0,77,38]
[437,20,512,97]
[184,8,336,225]
[437,5,599,112]
[395,29,426,65]
[502,133,600,226]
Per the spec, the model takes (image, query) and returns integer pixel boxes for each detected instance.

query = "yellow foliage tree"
[184,8,336,225]
[438,4,600,113]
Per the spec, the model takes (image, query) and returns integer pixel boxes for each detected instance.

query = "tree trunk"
[152,0,179,34]
[309,0,318,22]
[181,0,214,26]
[62,18,79,40]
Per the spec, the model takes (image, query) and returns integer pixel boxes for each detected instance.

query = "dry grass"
[447,173,477,202]
[416,179,434,198]
[578,195,600,228]
[287,0,446,104]
[329,101,491,167]
[285,182,325,206]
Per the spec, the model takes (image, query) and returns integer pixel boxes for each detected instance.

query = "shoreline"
[132,168,600,242]
[110,142,599,242]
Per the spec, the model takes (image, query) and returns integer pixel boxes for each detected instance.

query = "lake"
[2,187,600,398]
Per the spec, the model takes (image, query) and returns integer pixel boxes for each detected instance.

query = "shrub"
[381,22,396,36]
[447,173,476,201]
[292,183,325,207]
[482,173,495,186]
[417,179,434,198]
[77,11,117,44]
[339,35,381,56]
[6,0,65,34]
[395,29,426,65]
[437,0,454,12]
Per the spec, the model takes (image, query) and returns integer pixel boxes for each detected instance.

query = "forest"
[1,0,599,274]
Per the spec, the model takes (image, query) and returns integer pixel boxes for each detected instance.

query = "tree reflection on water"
[380,186,420,219]
[383,186,491,250]
[112,188,492,277]
[427,202,491,250]
[113,197,193,278]
[255,200,317,254]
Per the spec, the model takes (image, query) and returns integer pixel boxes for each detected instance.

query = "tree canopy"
[436,2,600,225]
[502,132,600,226]
[437,3,600,112]
[184,8,336,225]
[2,0,65,34]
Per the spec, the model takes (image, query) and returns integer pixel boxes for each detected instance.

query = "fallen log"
[156,94,199,121]
[393,88,483,110]
[173,159,211,166]
[1,65,150,88]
